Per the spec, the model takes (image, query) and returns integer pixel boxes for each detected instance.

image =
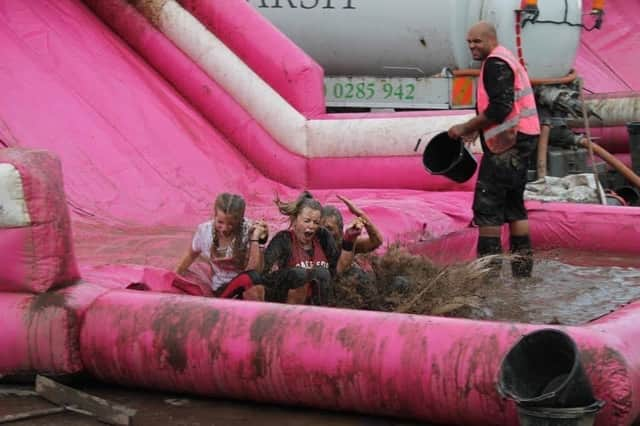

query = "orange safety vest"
[477,45,540,154]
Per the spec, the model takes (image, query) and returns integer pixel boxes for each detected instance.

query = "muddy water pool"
[475,249,640,325]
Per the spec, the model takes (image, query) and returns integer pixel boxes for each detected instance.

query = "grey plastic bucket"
[498,329,597,408]
[517,400,604,426]
[422,132,477,183]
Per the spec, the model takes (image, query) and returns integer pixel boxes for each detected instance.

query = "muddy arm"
[175,249,200,275]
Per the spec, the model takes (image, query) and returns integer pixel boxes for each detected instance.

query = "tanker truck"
[249,0,602,111]
[250,0,640,203]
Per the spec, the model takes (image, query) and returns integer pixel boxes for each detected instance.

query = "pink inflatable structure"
[1,0,640,425]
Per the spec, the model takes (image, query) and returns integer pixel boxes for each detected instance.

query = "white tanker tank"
[250,0,582,79]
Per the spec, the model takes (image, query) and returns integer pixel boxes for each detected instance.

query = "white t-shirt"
[191,218,252,290]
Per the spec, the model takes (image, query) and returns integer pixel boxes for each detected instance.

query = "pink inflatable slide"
[1,0,640,424]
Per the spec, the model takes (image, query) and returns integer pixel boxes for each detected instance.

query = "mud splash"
[331,245,640,325]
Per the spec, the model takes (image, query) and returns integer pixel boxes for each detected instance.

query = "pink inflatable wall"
[577,0,640,92]
[0,149,79,293]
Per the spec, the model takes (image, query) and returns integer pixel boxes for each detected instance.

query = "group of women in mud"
[175,191,383,305]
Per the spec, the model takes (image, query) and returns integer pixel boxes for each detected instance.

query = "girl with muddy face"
[176,193,268,301]
[321,195,383,255]
[291,203,323,250]
[262,191,362,305]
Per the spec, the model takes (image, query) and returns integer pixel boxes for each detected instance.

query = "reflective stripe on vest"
[477,45,540,154]
[484,107,538,140]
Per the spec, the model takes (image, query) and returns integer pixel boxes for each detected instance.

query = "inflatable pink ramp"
[2,0,640,425]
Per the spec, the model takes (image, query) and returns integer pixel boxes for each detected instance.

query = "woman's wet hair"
[211,193,247,267]
[214,193,246,218]
[274,191,322,224]
[321,205,344,232]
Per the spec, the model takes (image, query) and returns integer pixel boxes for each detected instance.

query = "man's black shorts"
[473,134,537,227]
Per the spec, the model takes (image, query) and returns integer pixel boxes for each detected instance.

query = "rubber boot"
[510,235,533,278]
[477,236,503,277]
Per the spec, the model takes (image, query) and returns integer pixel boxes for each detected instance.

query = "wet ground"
[0,381,431,426]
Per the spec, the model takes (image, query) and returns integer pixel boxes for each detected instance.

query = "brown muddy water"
[331,246,640,326]
[483,249,640,325]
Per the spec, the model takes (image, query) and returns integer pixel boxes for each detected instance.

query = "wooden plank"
[35,375,136,426]
[0,407,65,424]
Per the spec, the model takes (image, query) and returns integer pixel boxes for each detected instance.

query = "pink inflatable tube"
[177,0,325,117]
[413,201,640,263]
[0,293,79,375]
[308,156,478,191]
[528,201,640,253]
[579,127,631,154]
[0,283,108,376]
[79,291,639,425]
[84,0,308,188]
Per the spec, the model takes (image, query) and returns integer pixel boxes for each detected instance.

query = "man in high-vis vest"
[448,21,540,278]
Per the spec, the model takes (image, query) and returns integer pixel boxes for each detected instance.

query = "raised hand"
[343,217,364,242]
[337,195,364,218]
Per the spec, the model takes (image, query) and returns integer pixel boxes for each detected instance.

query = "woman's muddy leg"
[286,283,312,304]
[243,285,265,301]
[307,267,332,305]
[267,267,309,303]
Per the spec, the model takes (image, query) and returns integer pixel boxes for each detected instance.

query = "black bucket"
[627,122,640,175]
[517,401,605,426]
[614,186,640,206]
[422,132,477,183]
[498,329,597,408]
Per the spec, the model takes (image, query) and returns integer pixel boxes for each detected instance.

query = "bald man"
[448,22,540,278]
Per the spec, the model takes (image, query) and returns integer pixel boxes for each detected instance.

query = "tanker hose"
[578,138,640,191]
[452,69,577,86]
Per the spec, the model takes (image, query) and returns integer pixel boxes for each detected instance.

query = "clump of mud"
[128,0,168,27]
[330,245,495,319]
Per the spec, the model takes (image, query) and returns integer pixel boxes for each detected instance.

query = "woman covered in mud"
[262,191,362,305]
[175,193,268,300]
[321,195,384,306]
[321,195,383,256]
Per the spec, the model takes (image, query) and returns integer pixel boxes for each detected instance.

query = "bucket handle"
[497,383,559,405]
